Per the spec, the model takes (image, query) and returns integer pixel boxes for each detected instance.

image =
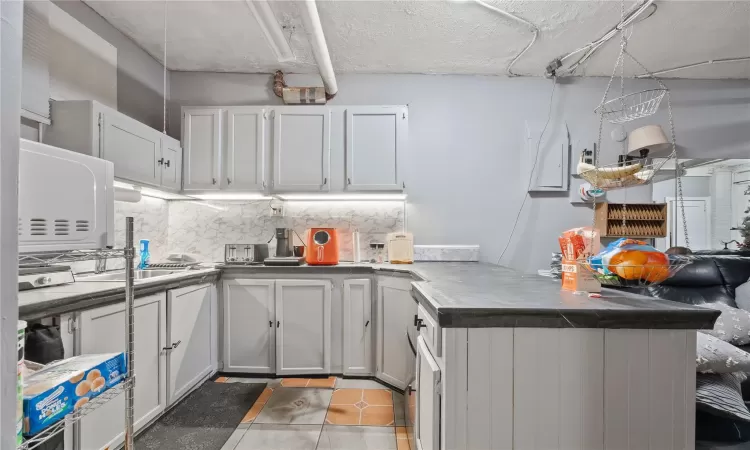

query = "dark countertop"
[19,262,718,330]
[18,269,221,320]
[408,263,719,329]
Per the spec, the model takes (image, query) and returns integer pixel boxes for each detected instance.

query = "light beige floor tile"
[220,423,251,450]
[316,425,397,450]
[234,424,321,450]
[254,388,333,425]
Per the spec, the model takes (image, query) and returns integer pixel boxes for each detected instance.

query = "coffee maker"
[274,228,294,257]
[264,228,304,266]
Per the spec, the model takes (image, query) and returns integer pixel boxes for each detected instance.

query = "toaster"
[306,228,340,265]
[224,244,269,264]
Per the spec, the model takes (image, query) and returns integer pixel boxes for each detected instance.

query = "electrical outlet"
[271,205,283,216]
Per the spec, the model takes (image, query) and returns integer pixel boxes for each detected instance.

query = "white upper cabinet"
[346,106,407,191]
[272,107,330,192]
[160,135,182,190]
[275,279,331,375]
[100,109,161,187]
[183,108,222,190]
[44,100,182,191]
[226,107,266,190]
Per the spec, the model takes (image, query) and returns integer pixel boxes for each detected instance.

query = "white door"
[183,108,221,190]
[275,280,331,375]
[345,106,407,191]
[343,279,373,375]
[377,277,415,389]
[226,107,266,191]
[160,135,182,190]
[415,337,441,450]
[77,293,166,450]
[223,279,275,373]
[272,107,330,192]
[167,284,213,405]
[100,111,161,186]
[667,197,710,250]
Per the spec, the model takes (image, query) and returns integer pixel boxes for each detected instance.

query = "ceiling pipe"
[299,0,338,99]
[635,57,750,78]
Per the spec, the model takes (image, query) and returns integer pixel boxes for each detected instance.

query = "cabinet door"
[223,279,275,373]
[160,135,183,190]
[275,280,331,375]
[272,107,330,192]
[346,106,407,191]
[377,277,415,389]
[100,111,161,186]
[226,107,266,191]
[183,108,221,190]
[343,279,373,375]
[77,293,166,450]
[167,284,213,405]
[415,336,441,450]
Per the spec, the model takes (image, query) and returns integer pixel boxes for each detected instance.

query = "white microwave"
[18,139,114,253]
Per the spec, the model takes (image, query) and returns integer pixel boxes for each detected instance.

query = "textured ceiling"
[84,0,750,78]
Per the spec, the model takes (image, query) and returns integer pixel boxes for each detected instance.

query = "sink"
[77,269,180,282]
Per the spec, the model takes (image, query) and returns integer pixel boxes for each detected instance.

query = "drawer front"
[417,305,441,357]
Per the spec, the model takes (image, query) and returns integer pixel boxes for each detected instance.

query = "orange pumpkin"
[609,250,648,280]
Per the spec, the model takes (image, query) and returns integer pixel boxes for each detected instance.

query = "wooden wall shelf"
[594,203,667,238]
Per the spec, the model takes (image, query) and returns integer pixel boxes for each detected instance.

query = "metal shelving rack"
[18,217,136,450]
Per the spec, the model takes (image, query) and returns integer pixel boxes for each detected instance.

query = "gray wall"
[652,177,711,202]
[170,72,750,272]
[52,0,168,131]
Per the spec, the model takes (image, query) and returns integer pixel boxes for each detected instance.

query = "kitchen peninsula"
[19,262,717,450]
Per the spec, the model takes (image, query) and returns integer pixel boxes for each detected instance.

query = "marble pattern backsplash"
[70,197,169,274]
[414,245,480,262]
[168,200,405,262]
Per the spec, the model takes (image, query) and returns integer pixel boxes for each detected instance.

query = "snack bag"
[588,238,670,284]
[559,227,601,292]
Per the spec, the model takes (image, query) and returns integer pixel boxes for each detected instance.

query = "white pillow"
[736,278,750,312]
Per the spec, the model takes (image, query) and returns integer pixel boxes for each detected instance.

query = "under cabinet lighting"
[191,193,273,200]
[113,181,193,200]
[277,193,407,201]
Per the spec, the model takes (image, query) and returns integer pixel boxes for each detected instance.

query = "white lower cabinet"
[343,279,373,375]
[416,336,441,450]
[275,280,331,375]
[376,276,416,389]
[223,279,276,373]
[76,293,167,450]
[167,284,215,405]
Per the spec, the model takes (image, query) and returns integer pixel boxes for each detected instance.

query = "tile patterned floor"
[218,377,411,450]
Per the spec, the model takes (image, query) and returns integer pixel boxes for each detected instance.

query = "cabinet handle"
[262,180,266,189]
[403,181,406,189]
[269,320,273,327]
[227,178,232,185]
[157,158,164,166]
[323,177,327,186]
[277,321,280,328]
[347,177,351,185]
[165,160,170,168]
[414,315,425,330]
[364,320,370,327]
[163,340,181,351]
[212,178,217,185]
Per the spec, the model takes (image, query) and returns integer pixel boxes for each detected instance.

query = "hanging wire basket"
[594,88,667,124]
[577,156,672,190]
[581,256,691,288]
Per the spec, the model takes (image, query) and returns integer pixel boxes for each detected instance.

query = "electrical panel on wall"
[522,121,570,192]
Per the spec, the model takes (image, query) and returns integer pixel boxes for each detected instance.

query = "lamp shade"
[627,125,672,157]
